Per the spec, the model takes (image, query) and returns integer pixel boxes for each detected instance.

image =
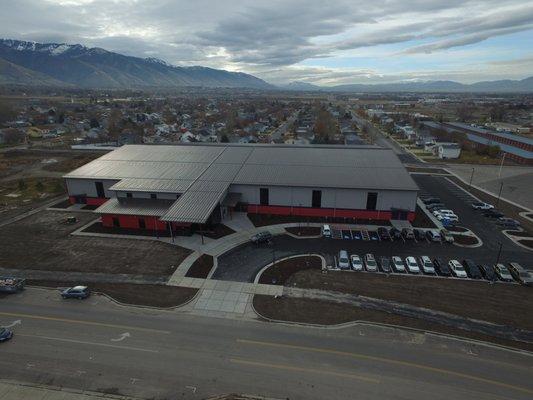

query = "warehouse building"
[64,144,419,234]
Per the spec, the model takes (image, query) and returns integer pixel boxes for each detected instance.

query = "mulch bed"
[411,205,436,228]
[201,224,236,239]
[252,295,533,352]
[447,226,468,233]
[406,167,450,174]
[258,255,322,285]
[505,230,533,238]
[81,204,99,210]
[28,280,198,308]
[185,254,214,279]
[282,270,533,331]
[452,235,479,245]
[82,221,171,237]
[49,199,71,209]
[248,213,391,227]
[517,239,533,249]
[285,226,321,236]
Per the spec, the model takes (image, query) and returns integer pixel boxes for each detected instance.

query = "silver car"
[364,254,378,272]
[405,256,420,274]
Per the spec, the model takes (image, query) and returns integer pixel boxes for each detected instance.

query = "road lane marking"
[229,358,379,383]
[237,339,533,395]
[17,333,159,353]
[0,311,170,334]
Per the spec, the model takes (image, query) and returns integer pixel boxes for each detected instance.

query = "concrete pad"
[268,286,283,296]
[205,299,223,311]
[210,290,227,300]
[194,299,208,310]
[238,293,250,303]
[241,284,257,294]
[220,300,237,313]
[229,282,245,292]
[202,279,217,289]
[214,280,232,290]
[234,302,247,314]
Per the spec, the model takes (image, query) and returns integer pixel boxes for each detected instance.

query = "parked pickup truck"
[0,277,26,294]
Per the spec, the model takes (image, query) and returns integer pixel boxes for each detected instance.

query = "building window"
[112,217,120,227]
[138,218,146,229]
[150,193,157,199]
[366,192,378,211]
[126,192,133,198]
[312,190,322,208]
[95,181,105,198]
[260,188,269,206]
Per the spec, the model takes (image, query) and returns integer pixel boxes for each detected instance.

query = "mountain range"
[0,39,532,92]
[0,39,271,89]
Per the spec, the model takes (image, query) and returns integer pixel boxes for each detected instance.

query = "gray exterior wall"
[229,184,417,211]
[66,178,119,198]
[115,191,179,200]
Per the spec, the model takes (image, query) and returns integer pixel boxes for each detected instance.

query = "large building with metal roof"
[64,143,419,234]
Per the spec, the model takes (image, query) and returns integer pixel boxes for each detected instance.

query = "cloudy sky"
[1,0,532,85]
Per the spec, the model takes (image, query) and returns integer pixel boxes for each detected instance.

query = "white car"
[419,256,436,274]
[433,209,454,217]
[338,250,350,269]
[350,255,363,271]
[436,212,458,222]
[448,260,468,278]
[471,202,494,210]
[322,224,331,237]
[364,254,378,272]
[392,256,406,273]
[405,256,420,274]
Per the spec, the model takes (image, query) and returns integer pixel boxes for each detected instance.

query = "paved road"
[1,289,532,400]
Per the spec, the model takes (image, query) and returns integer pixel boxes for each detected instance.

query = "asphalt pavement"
[1,288,532,400]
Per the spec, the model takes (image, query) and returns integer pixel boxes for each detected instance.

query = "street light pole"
[496,181,504,207]
[498,153,507,179]
[495,242,503,265]
[469,167,475,187]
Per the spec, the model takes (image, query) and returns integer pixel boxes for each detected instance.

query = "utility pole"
[496,181,504,207]
[495,242,503,265]
[469,167,475,187]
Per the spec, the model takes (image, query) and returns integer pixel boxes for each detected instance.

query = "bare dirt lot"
[284,270,533,331]
[0,210,191,277]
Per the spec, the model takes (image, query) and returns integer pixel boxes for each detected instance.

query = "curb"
[253,254,325,284]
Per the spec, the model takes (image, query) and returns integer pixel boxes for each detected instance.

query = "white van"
[322,224,331,237]
[338,250,350,269]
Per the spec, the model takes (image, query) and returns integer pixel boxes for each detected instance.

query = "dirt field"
[283,270,533,331]
[258,255,321,285]
[29,280,198,308]
[0,210,191,277]
[185,254,214,278]
[253,295,533,351]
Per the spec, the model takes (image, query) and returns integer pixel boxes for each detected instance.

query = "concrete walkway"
[0,380,137,400]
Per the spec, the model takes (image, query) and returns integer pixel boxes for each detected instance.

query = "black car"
[0,328,13,342]
[401,228,415,240]
[389,227,402,240]
[478,264,497,281]
[251,231,273,244]
[379,257,392,273]
[433,257,451,276]
[422,197,441,205]
[427,203,446,212]
[483,210,504,218]
[462,259,482,279]
[377,227,391,241]
[413,229,425,241]
[61,286,91,299]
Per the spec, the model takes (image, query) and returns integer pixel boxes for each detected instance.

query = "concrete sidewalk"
[0,380,137,400]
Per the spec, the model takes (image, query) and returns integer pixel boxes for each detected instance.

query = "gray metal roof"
[64,143,417,191]
[161,190,227,223]
[94,198,174,217]
[109,178,193,193]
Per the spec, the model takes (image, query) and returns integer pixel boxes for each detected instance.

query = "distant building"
[437,143,461,159]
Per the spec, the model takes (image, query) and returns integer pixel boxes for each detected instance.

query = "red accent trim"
[68,196,76,205]
[101,214,168,231]
[247,205,415,221]
[86,197,109,206]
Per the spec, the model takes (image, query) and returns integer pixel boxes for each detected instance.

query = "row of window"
[259,188,378,211]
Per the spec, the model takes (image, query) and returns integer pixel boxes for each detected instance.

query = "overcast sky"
[1,0,532,85]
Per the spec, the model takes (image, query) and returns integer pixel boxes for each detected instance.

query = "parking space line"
[236,339,533,395]
[229,358,379,383]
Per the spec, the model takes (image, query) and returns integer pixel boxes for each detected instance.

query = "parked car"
[436,213,459,222]
[364,254,378,272]
[413,229,425,241]
[377,227,391,241]
[448,260,467,278]
[61,286,90,299]
[483,210,504,218]
[338,250,350,270]
[392,256,406,273]
[402,228,415,240]
[433,257,451,276]
[0,277,25,294]
[433,209,454,217]
[440,229,454,244]
[419,256,436,274]
[471,202,494,210]
[0,328,13,343]
[389,227,402,240]
[494,264,514,282]
[380,257,392,273]
[350,254,363,271]
[368,231,379,241]
[478,264,497,281]
[405,256,420,274]
[426,229,441,242]
[422,197,441,205]
[497,217,520,228]
[427,203,446,212]
[462,259,482,279]
[508,263,533,286]
[322,225,331,238]
[251,231,273,244]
